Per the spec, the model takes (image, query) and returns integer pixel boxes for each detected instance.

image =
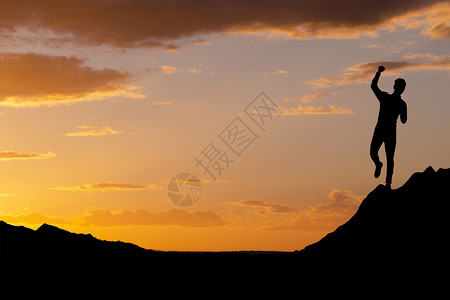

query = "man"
[370,65,407,189]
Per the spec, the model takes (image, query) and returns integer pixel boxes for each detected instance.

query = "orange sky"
[1,0,449,251]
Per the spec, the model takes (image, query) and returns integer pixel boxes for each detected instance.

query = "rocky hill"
[1,166,448,292]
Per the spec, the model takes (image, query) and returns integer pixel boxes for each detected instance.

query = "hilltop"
[1,166,449,290]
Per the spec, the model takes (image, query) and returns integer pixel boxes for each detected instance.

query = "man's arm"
[401,102,407,124]
[371,66,385,100]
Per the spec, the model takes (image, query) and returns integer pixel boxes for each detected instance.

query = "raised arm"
[371,65,385,100]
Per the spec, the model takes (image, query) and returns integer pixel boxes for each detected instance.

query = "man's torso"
[376,92,405,133]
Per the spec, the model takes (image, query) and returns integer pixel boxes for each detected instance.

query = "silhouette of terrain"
[1,166,449,291]
[297,166,449,267]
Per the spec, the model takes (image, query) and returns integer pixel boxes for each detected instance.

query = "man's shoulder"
[376,90,389,101]
[390,93,406,103]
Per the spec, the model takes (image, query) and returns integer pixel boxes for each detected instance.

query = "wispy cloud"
[300,91,338,103]
[64,125,121,137]
[273,70,289,75]
[308,54,450,88]
[234,199,299,214]
[0,193,15,197]
[186,67,203,74]
[395,1,450,40]
[263,189,364,231]
[279,105,354,115]
[360,44,382,49]
[152,100,173,106]
[160,65,203,75]
[51,182,162,192]
[186,103,203,109]
[0,211,73,226]
[0,208,228,228]
[0,151,56,161]
[160,65,184,74]
[0,52,145,107]
[78,208,228,227]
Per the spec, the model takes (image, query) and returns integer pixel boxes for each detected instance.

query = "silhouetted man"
[370,66,407,189]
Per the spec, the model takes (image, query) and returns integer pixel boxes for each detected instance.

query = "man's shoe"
[374,162,383,178]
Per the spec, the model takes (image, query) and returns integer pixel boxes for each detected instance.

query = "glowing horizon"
[1,0,449,251]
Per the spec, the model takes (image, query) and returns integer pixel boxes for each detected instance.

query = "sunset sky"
[1,0,449,251]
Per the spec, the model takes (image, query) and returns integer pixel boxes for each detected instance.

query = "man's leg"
[370,129,384,178]
[384,133,397,187]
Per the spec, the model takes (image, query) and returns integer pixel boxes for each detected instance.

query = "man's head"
[394,78,406,95]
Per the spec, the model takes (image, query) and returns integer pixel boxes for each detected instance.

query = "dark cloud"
[0,52,143,106]
[0,0,446,49]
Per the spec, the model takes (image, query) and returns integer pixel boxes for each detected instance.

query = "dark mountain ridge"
[1,166,449,290]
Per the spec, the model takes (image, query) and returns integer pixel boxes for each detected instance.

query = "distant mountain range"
[1,166,448,291]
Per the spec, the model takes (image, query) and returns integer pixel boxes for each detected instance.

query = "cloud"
[0,151,56,161]
[160,65,183,74]
[170,177,229,184]
[64,126,121,137]
[0,193,15,197]
[397,1,450,40]
[186,67,203,74]
[314,189,364,215]
[308,54,450,88]
[77,208,228,227]
[360,44,382,49]
[0,1,446,50]
[160,65,203,75]
[300,92,338,103]
[0,52,145,107]
[279,105,354,115]
[0,211,73,225]
[51,182,162,192]
[263,189,364,231]
[235,199,299,214]
[426,22,450,39]
[0,208,228,228]
[186,103,203,109]
[152,101,173,106]
[273,70,288,75]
